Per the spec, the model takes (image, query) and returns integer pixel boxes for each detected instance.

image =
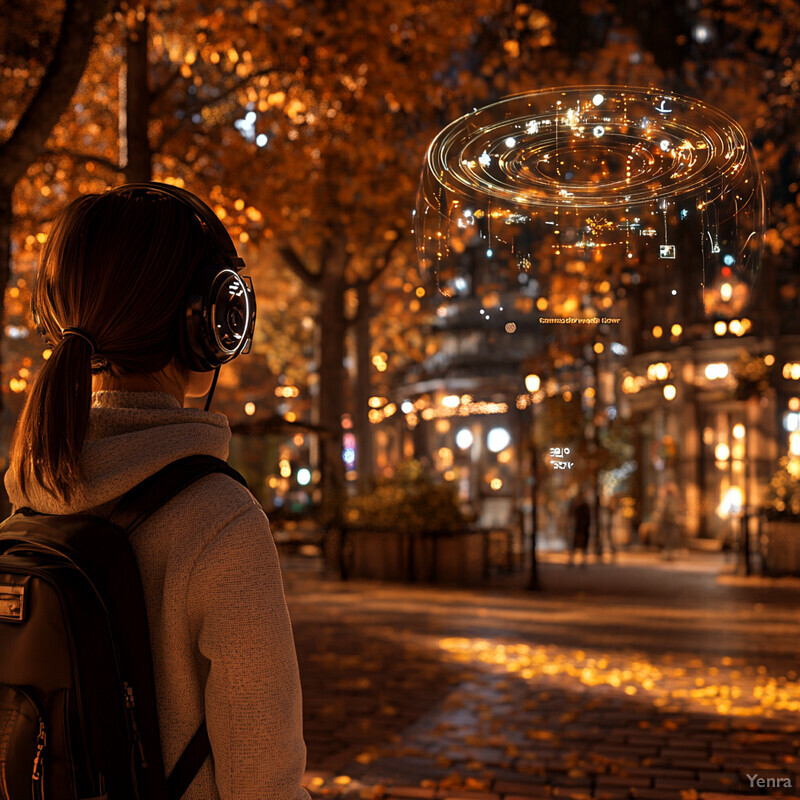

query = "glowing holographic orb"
[415,86,765,322]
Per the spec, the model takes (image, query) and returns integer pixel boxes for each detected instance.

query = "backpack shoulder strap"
[167,721,211,800]
[108,454,248,534]
[112,455,246,798]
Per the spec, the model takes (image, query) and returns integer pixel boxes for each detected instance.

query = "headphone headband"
[108,182,244,268]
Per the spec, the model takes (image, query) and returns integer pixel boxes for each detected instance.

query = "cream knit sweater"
[4,390,310,800]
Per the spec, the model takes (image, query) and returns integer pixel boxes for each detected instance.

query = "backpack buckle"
[0,583,25,622]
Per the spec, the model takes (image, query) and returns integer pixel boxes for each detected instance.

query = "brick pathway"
[284,553,800,799]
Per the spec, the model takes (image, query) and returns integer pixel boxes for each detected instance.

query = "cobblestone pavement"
[284,552,800,800]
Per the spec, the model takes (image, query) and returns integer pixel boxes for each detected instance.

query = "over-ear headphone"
[108,182,257,372]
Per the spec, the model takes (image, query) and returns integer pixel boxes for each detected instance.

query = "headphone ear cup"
[178,261,219,372]
[178,258,257,373]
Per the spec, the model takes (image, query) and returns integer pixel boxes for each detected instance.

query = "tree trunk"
[318,248,347,526]
[120,7,151,182]
[0,187,11,417]
[354,280,374,490]
[528,409,540,590]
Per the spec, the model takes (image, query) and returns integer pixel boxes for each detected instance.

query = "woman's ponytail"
[10,332,95,505]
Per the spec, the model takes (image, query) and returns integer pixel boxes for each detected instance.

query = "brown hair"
[9,188,211,504]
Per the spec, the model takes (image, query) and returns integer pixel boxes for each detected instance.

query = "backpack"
[0,454,247,800]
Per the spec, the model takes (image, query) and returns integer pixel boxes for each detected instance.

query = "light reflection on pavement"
[284,553,800,798]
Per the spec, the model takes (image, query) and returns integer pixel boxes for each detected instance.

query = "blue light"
[724,254,735,266]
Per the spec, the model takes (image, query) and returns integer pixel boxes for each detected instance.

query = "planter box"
[761,520,800,575]
[324,528,488,584]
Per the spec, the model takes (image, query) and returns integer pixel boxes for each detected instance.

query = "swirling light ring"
[425,86,755,213]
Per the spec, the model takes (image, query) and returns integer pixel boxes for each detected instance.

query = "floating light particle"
[592,93,604,106]
[693,22,712,43]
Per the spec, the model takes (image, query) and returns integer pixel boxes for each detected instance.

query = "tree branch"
[40,148,122,175]
[150,64,182,105]
[0,0,112,191]
[345,228,404,295]
[367,229,404,288]
[152,68,277,152]
[277,244,321,289]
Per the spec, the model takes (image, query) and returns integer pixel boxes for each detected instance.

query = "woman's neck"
[91,370,185,407]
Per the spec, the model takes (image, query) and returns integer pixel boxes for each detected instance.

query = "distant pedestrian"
[568,492,592,566]
[657,482,683,560]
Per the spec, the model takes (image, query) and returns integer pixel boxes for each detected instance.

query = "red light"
[721,267,731,277]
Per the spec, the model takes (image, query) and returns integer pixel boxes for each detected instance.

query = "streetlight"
[525,373,541,394]
[525,373,541,590]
